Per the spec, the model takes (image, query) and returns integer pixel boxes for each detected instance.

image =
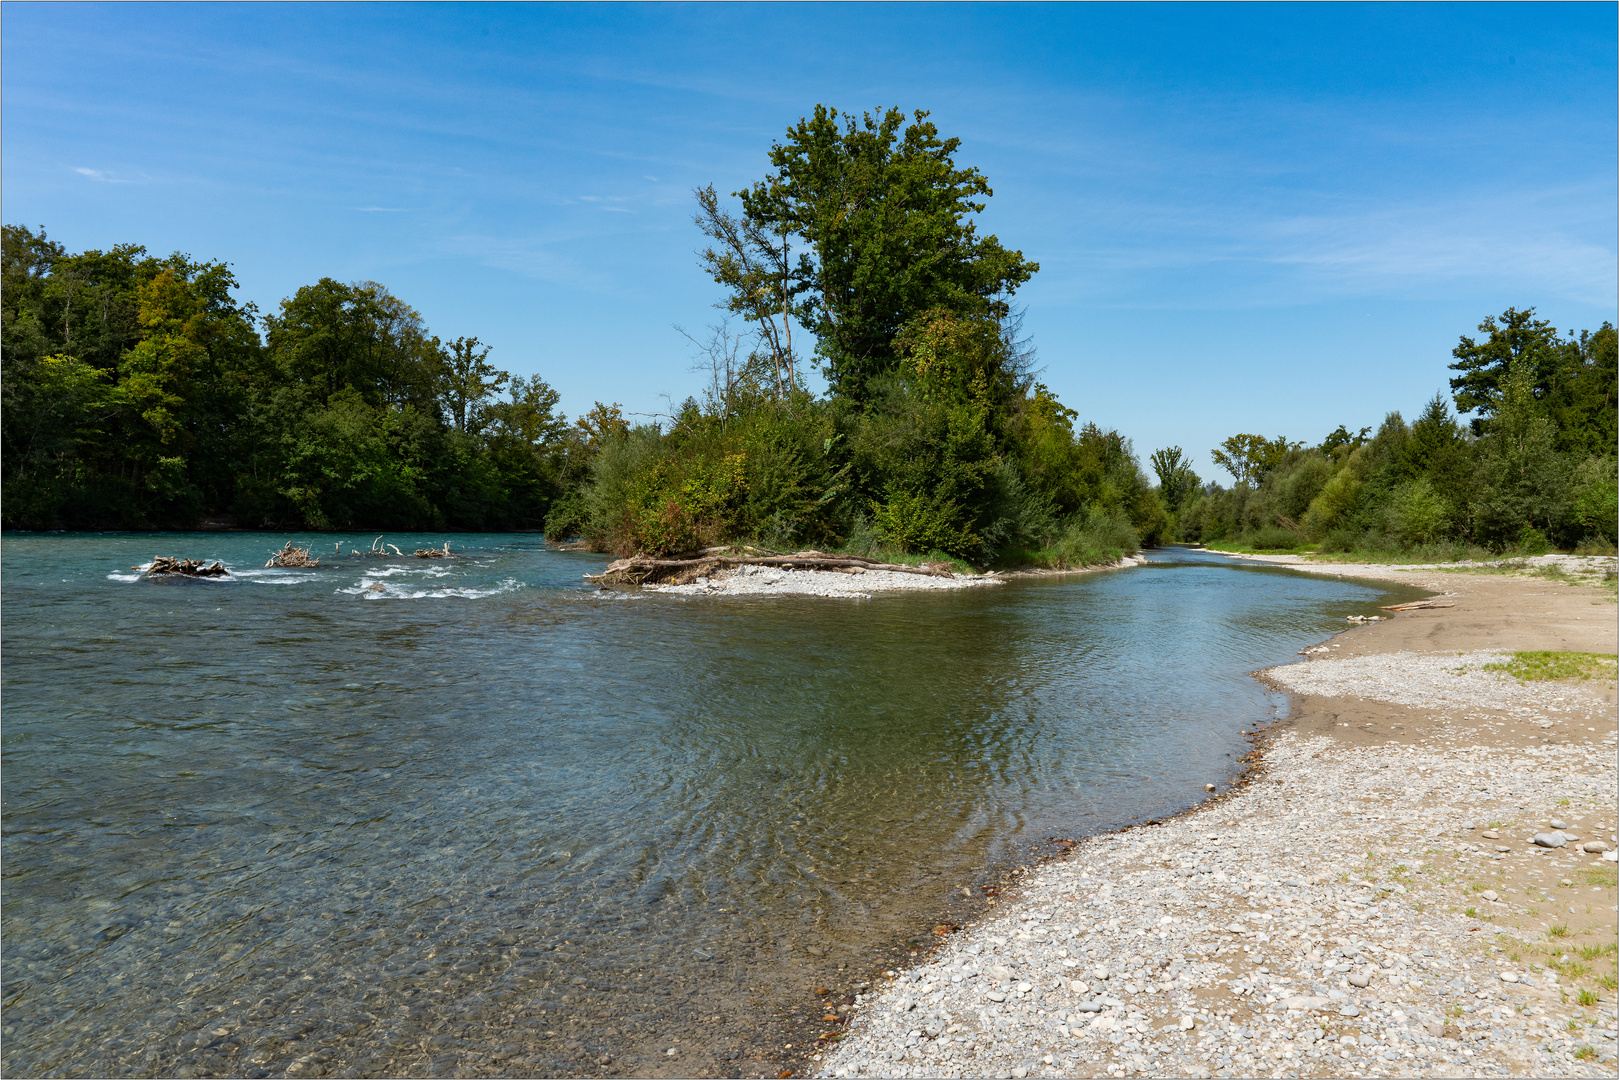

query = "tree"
[694,185,798,396]
[1210,434,1298,485]
[1318,424,1370,456]
[1149,446,1200,509]
[1449,306,1564,429]
[736,106,1038,399]
[434,335,507,433]
[1468,358,1568,547]
[1543,322,1617,456]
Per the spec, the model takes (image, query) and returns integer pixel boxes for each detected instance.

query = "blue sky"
[4,2,1614,481]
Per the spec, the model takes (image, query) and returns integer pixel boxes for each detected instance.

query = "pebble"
[815,647,1617,1080]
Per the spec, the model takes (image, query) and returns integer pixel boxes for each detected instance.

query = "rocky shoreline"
[813,563,1618,1079]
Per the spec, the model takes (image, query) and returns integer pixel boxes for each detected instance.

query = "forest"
[4,106,1615,565]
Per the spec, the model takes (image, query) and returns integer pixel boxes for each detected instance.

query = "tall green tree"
[736,106,1038,400]
[1149,446,1200,509]
[1448,306,1564,429]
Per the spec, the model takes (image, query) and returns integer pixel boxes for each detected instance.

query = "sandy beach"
[815,555,1618,1079]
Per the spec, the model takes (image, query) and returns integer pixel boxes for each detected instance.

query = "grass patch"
[1575,1045,1597,1061]
[1550,924,1572,938]
[1576,988,1600,1007]
[1581,864,1619,888]
[1481,651,1618,683]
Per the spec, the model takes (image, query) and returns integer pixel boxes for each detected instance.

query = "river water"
[0,535,1419,1078]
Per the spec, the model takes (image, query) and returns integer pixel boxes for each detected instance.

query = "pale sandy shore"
[815,559,1618,1079]
[645,555,1148,599]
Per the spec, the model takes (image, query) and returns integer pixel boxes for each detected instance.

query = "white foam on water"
[354,564,454,578]
[106,572,143,582]
[340,577,524,600]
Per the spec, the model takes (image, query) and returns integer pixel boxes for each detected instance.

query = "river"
[0,534,1420,1078]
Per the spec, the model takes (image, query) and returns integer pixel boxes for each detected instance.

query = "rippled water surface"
[1,534,1419,1077]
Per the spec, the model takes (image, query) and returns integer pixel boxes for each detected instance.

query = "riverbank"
[645,555,1148,599]
[815,561,1618,1079]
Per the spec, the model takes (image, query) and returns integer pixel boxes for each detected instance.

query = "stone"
[1481,831,1500,840]
[1204,784,1217,791]
[1533,833,1567,848]
[1348,973,1371,988]
[1549,818,1568,830]
[1281,996,1334,1011]
[1179,1015,1196,1030]
[1092,966,1109,981]
[1500,972,1519,983]
[1075,1001,1103,1013]
[1480,890,1499,902]
[1582,841,1611,853]
[987,991,1007,1002]
[1463,821,1477,830]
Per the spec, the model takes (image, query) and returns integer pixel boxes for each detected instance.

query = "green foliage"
[1210,433,1300,485]
[1150,446,1199,510]
[1,225,572,531]
[736,106,1038,400]
[1176,316,1614,558]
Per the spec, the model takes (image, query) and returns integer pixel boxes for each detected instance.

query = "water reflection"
[1,536,1419,1077]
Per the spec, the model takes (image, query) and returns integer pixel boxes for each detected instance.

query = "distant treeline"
[6,106,1613,564]
[1159,307,1616,556]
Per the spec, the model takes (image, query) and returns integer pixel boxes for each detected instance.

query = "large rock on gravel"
[1532,832,1568,848]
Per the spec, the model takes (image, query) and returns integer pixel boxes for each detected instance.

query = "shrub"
[1247,526,1302,550]
[1387,477,1450,545]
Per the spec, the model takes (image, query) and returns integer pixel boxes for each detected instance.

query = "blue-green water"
[0,535,1417,1078]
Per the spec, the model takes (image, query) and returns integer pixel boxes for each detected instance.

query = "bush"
[1022,508,1140,569]
[1387,477,1451,545]
[1247,526,1302,550]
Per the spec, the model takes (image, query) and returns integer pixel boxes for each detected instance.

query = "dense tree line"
[17,106,1595,563]
[1160,308,1617,556]
[3,107,1161,570]
[1,225,585,531]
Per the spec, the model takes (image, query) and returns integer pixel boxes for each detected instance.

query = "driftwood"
[141,556,229,577]
[1379,599,1455,612]
[585,548,956,587]
[266,541,320,568]
[414,541,456,558]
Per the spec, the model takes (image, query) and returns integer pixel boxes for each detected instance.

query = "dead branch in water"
[585,548,956,587]
[141,557,229,577]
[266,541,320,568]
[414,541,456,558]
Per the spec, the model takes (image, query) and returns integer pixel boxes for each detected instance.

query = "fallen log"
[266,541,320,568]
[584,549,956,587]
[1379,599,1455,611]
[141,556,229,577]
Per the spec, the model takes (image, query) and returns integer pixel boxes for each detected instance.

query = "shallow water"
[0,535,1419,1078]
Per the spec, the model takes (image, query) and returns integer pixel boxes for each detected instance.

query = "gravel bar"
[815,647,1618,1079]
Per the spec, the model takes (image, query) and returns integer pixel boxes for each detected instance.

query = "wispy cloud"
[439,232,612,291]
[74,166,140,184]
